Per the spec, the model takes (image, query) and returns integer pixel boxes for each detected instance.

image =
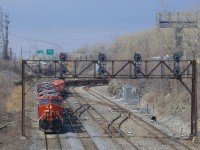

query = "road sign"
[37,50,44,54]
[46,49,54,55]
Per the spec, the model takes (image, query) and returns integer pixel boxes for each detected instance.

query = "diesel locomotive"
[37,80,65,132]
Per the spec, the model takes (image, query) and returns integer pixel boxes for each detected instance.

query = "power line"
[10,34,64,49]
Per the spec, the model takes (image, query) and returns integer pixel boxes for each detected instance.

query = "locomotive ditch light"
[173,67,180,76]
[134,53,142,62]
[173,53,180,62]
[98,66,106,75]
[98,53,106,62]
[134,66,141,75]
[59,53,67,62]
[60,66,67,74]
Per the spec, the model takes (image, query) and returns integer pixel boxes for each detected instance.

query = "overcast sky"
[0,0,199,58]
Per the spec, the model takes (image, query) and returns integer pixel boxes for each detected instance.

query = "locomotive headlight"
[50,105,52,109]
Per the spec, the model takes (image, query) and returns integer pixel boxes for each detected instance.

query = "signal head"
[134,53,142,62]
[173,67,180,76]
[59,53,67,62]
[173,53,180,62]
[134,66,141,75]
[60,66,67,74]
[98,66,106,75]
[98,53,106,62]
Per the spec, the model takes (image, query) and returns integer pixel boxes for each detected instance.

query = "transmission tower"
[3,13,9,60]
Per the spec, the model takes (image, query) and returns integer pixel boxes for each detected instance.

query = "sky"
[0,0,199,58]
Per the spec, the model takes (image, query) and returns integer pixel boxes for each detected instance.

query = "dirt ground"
[0,77,199,149]
[0,84,33,150]
[97,78,200,139]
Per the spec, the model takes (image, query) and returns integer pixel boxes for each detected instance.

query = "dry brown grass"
[6,86,22,112]
[0,77,13,112]
[0,60,21,74]
[0,60,31,149]
[0,60,21,112]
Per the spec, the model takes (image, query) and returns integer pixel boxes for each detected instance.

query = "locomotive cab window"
[52,99,62,106]
[39,99,50,106]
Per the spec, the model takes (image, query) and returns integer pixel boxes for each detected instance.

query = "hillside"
[74,27,200,137]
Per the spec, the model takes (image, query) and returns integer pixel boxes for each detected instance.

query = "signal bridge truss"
[23,59,194,79]
[157,12,198,28]
[22,59,198,139]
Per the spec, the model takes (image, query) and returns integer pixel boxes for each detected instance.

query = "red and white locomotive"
[37,80,65,132]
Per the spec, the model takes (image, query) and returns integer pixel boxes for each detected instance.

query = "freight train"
[37,79,65,132]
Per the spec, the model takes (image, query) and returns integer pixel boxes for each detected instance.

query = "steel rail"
[84,87,179,148]
[71,87,127,150]
[44,132,48,150]
[86,86,195,150]
[69,105,83,117]
[44,132,62,150]
[79,105,90,117]
[108,113,121,131]
[63,106,86,150]
[119,114,130,130]
[72,87,139,150]
[63,101,98,150]
[56,133,62,150]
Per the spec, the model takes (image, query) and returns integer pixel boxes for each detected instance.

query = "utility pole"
[3,13,9,60]
[21,46,22,60]
[0,6,3,58]
[9,48,12,60]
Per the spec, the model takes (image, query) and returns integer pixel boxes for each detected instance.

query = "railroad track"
[71,87,140,150]
[44,132,62,150]
[63,100,99,150]
[83,86,198,150]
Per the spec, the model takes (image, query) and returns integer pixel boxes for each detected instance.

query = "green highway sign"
[46,49,54,55]
[37,50,44,54]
